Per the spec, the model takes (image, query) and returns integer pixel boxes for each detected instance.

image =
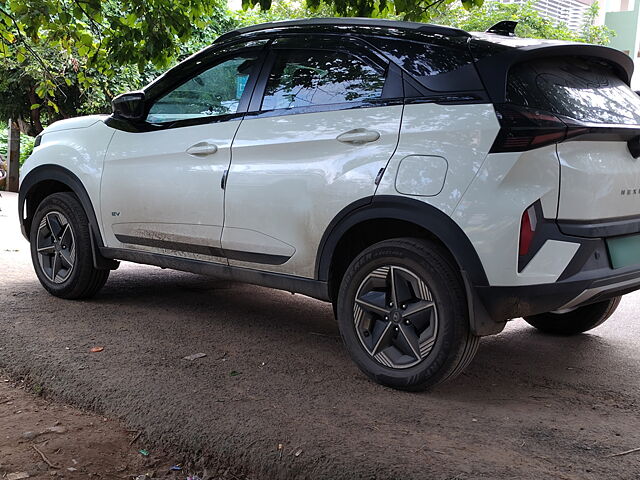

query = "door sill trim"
[114,233,291,265]
[100,247,329,301]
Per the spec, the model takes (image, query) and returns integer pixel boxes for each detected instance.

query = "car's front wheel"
[523,296,621,335]
[336,238,479,391]
[30,192,109,299]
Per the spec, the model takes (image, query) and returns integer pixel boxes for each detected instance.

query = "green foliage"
[0,121,34,167]
[433,1,613,44]
[581,2,615,45]
[245,0,482,22]
[0,0,232,134]
[233,0,337,27]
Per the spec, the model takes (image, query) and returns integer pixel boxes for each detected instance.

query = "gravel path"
[1,191,640,479]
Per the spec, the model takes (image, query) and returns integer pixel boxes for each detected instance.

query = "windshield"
[506,56,640,125]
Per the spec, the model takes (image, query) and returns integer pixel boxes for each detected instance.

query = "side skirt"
[100,247,330,301]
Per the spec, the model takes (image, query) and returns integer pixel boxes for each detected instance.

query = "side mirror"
[111,91,146,121]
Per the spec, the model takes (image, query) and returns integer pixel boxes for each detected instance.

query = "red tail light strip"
[490,104,640,153]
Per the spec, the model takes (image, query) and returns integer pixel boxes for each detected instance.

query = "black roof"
[214,17,469,44]
[144,17,634,102]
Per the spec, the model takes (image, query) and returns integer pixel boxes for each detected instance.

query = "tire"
[523,296,621,335]
[29,192,109,299]
[336,237,479,391]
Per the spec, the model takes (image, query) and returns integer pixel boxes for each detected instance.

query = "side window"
[261,49,386,111]
[367,37,483,93]
[147,54,259,123]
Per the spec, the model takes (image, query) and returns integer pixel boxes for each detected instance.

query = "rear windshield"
[506,56,640,125]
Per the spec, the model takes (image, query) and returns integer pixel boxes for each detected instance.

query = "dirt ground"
[1,191,640,480]
[0,374,188,480]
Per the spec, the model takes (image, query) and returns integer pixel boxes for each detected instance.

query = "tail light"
[491,104,567,153]
[519,205,537,256]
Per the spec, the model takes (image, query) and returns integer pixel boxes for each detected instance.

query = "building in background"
[500,0,594,31]
[603,0,640,88]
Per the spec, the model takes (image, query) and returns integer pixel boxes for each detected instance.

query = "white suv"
[18,19,640,390]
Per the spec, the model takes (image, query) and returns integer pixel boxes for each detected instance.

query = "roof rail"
[486,21,518,37]
[214,17,469,44]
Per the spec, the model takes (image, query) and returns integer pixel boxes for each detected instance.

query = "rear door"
[222,36,404,278]
[506,56,640,223]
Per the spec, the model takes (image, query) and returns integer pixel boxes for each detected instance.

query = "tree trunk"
[6,119,20,192]
[25,87,44,135]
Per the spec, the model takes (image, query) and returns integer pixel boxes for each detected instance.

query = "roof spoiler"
[486,21,518,37]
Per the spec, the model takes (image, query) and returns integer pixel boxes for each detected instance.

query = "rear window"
[507,57,640,125]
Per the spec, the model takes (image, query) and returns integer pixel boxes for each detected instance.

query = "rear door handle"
[336,128,380,145]
[186,141,218,156]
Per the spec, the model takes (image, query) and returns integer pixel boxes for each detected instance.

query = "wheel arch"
[18,165,117,270]
[316,195,503,336]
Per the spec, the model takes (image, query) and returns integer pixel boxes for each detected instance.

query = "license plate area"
[606,234,640,269]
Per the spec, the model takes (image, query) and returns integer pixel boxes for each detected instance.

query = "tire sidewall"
[337,239,469,390]
[29,193,93,298]
[525,297,621,335]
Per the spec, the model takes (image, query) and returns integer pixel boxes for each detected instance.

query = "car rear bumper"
[474,217,640,322]
[476,265,640,321]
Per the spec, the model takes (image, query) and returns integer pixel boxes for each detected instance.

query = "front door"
[100,45,264,262]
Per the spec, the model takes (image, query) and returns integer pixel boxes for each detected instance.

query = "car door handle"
[186,142,218,156]
[336,128,380,145]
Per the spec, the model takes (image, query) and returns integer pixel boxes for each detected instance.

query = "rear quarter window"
[507,57,640,125]
[366,36,483,92]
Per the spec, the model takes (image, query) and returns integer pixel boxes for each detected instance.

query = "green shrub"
[0,121,36,183]
[0,123,7,160]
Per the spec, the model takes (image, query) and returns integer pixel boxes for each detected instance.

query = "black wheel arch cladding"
[316,195,489,286]
[19,165,117,270]
[316,195,502,336]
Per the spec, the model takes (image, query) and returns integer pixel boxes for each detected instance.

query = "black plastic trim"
[486,21,517,36]
[558,215,640,238]
[104,112,245,133]
[477,264,640,320]
[100,247,328,300]
[114,234,291,265]
[18,165,116,270]
[19,165,102,245]
[517,201,554,272]
[243,98,404,120]
[404,94,488,105]
[315,195,489,287]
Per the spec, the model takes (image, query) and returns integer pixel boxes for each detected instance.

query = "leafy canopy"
[244,0,484,21]
[0,0,235,132]
[434,0,614,43]
[0,0,615,137]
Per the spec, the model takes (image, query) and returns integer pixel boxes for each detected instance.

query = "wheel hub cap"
[36,211,76,284]
[353,265,439,369]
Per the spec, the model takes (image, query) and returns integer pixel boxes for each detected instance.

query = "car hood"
[42,115,110,134]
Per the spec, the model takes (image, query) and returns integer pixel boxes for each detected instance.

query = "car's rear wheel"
[336,238,479,391]
[523,296,621,335]
[30,192,109,299]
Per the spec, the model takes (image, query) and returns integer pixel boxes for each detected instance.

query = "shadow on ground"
[2,260,640,480]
